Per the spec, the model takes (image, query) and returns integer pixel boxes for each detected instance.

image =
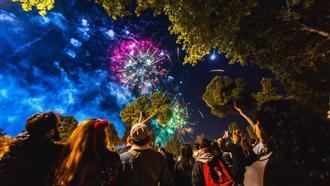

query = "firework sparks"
[152,102,194,145]
[198,109,205,118]
[110,39,169,94]
[167,102,192,135]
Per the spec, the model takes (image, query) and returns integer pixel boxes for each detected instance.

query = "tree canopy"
[98,0,330,114]
[203,76,283,128]
[253,78,283,106]
[120,92,171,138]
[202,76,253,118]
[0,129,13,159]
[12,0,330,115]
[58,115,78,141]
[106,124,121,149]
[12,0,55,16]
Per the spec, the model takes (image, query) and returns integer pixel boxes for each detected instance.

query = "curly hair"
[256,99,330,181]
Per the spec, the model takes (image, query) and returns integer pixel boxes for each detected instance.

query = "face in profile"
[231,131,239,144]
[48,116,61,141]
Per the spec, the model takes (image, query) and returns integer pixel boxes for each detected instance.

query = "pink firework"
[110,39,169,93]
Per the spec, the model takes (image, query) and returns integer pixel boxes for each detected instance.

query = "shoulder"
[105,149,119,157]
[147,149,163,157]
[148,149,167,163]
[120,151,132,162]
[102,150,121,163]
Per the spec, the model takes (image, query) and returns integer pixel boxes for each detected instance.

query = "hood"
[195,148,214,163]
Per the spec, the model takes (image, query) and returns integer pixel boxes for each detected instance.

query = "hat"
[130,123,149,142]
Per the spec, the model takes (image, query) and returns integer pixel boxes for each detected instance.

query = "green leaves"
[120,92,171,127]
[203,76,249,117]
[12,0,55,16]
[99,0,330,114]
[253,78,282,106]
[203,76,283,118]
[59,116,78,141]
[120,92,172,140]
[99,0,257,65]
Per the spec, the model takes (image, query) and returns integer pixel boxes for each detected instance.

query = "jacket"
[0,136,62,186]
[120,145,174,186]
[192,149,235,186]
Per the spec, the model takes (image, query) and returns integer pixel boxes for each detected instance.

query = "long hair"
[232,130,253,158]
[178,144,194,171]
[176,144,194,185]
[55,119,110,186]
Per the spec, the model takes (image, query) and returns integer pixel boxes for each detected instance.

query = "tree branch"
[141,92,168,125]
[138,112,143,123]
[297,23,330,39]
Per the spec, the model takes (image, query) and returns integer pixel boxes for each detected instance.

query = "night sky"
[0,0,271,141]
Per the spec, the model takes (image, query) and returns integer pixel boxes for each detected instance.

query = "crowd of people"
[0,99,329,186]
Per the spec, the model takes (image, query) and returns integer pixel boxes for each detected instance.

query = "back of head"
[256,99,324,153]
[199,138,211,149]
[256,99,330,181]
[193,143,200,150]
[158,147,166,154]
[181,144,193,158]
[26,112,60,138]
[130,123,150,146]
[177,144,194,179]
[210,141,222,158]
[56,118,110,185]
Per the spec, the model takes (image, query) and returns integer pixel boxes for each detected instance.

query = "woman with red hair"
[55,119,122,186]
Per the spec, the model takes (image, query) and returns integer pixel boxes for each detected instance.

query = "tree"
[98,0,330,115]
[253,78,283,106]
[97,0,257,65]
[120,92,171,138]
[237,0,330,113]
[202,76,252,118]
[59,116,78,141]
[203,76,283,129]
[0,129,12,159]
[12,0,55,16]
[164,137,181,156]
[106,124,122,150]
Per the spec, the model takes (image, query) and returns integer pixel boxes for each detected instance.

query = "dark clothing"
[120,148,174,186]
[163,151,175,172]
[264,155,323,186]
[0,136,62,186]
[220,141,256,184]
[192,161,205,186]
[67,149,122,186]
[173,158,194,186]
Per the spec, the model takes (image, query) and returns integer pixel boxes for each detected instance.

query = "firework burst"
[110,39,169,94]
[152,102,193,145]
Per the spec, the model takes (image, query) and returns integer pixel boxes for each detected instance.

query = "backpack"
[202,159,236,186]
